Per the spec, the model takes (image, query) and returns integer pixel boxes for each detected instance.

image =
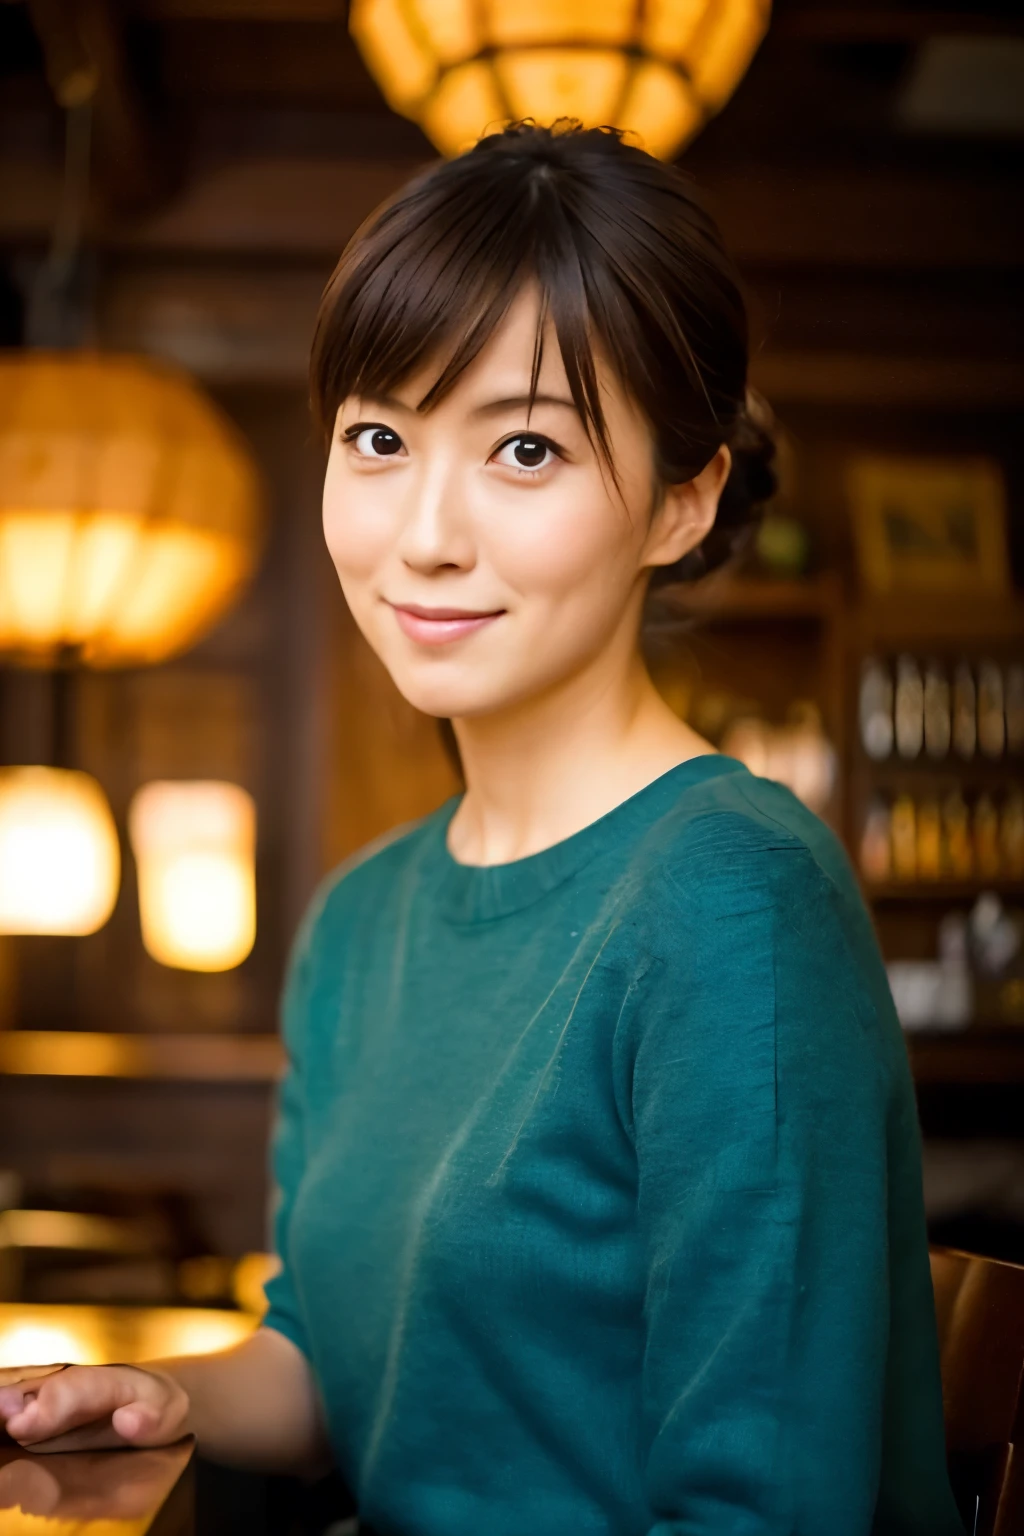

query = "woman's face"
[322,285,719,721]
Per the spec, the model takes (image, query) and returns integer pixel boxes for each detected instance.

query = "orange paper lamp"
[0,353,263,667]
[350,0,770,159]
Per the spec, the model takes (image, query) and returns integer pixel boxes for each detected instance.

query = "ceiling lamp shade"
[0,767,120,935]
[0,353,263,667]
[350,0,770,159]
[128,780,256,973]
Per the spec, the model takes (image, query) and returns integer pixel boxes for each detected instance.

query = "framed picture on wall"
[846,453,1010,596]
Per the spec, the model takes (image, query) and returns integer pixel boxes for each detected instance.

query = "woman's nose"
[397,461,476,574]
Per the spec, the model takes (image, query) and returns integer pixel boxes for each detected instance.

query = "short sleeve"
[260,889,326,1359]
[631,835,962,1536]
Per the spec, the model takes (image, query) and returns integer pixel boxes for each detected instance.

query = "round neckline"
[429,753,747,924]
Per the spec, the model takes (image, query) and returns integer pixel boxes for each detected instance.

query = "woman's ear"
[642,445,732,572]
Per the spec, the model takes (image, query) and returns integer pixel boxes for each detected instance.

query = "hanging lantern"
[128,780,256,973]
[0,353,263,668]
[350,0,770,160]
[0,767,120,935]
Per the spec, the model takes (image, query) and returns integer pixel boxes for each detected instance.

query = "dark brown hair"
[310,120,775,585]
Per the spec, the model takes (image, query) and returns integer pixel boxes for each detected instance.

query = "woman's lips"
[389,603,505,646]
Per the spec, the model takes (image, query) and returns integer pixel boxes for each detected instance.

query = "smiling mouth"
[387,601,506,646]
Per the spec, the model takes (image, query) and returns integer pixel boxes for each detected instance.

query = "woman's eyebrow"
[472,394,578,418]
[352,392,414,414]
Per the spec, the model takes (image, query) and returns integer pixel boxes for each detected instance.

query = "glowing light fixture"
[350,0,770,159]
[0,1320,103,1368]
[0,1304,257,1371]
[0,766,120,935]
[128,780,256,972]
[0,353,263,667]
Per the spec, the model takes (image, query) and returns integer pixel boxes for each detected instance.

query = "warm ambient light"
[0,1321,102,1368]
[350,0,770,159]
[0,767,120,935]
[0,353,263,666]
[128,781,256,972]
[0,1305,258,1371]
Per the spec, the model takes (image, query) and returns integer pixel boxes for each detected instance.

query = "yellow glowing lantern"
[0,766,120,935]
[350,0,770,159]
[128,780,256,972]
[0,352,263,667]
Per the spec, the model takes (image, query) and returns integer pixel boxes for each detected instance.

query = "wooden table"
[0,1302,260,1535]
[0,1437,195,1535]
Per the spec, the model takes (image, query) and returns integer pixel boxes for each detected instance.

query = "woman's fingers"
[0,1364,69,1388]
[2,1365,185,1451]
[8,1416,139,1454]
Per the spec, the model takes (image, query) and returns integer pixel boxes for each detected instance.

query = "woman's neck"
[447,645,713,867]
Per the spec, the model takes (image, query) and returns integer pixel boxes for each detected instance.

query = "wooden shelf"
[0,1031,284,1082]
[908,1032,1024,1086]
[667,573,842,621]
[861,757,1024,783]
[867,881,1024,904]
[853,596,1024,647]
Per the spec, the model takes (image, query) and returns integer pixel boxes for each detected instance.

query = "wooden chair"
[930,1246,1024,1536]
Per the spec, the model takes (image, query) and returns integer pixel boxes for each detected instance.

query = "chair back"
[930,1246,1024,1536]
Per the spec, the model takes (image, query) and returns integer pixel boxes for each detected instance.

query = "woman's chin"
[394,684,495,721]
[389,668,520,722]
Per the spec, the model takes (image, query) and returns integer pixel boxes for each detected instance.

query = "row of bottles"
[860,655,1024,762]
[860,787,1024,884]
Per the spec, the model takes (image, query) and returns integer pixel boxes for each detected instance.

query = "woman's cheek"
[487,487,633,607]
[323,483,392,585]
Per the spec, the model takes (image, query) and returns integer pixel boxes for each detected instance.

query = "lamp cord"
[27,99,94,348]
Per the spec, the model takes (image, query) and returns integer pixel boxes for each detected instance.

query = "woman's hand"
[0,1363,189,1453]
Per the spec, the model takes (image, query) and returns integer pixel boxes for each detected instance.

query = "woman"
[0,124,963,1536]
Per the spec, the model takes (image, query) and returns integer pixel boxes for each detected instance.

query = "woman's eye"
[348,426,404,459]
[492,436,557,474]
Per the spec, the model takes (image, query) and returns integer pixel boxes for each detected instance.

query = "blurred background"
[0,0,1022,1376]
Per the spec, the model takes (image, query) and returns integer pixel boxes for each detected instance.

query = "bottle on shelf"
[1000,790,1024,879]
[977,659,1006,759]
[894,655,924,760]
[860,796,892,883]
[974,792,1001,879]
[859,656,894,761]
[923,659,951,760]
[891,793,917,881]
[952,661,977,760]
[1006,664,1024,756]
[943,788,973,879]
[917,796,942,881]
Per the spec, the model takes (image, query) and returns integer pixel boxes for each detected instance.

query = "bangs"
[310,158,614,463]
[310,124,747,489]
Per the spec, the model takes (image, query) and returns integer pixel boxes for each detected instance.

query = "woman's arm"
[156,1326,330,1473]
[0,1328,330,1475]
[631,834,963,1536]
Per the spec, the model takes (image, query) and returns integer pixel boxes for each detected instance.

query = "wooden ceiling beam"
[130,0,1024,34]
[131,1,345,16]
[2,154,1020,270]
[91,263,1024,405]
[774,2,1024,41]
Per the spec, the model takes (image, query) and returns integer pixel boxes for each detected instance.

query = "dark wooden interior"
[0,1,1022,1285]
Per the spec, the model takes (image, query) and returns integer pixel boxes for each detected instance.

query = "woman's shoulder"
[648,761,861,920]
[292,802,453,955]
[629,767,904,1103]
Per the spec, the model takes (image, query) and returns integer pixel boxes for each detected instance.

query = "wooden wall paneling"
[4,155,1022,270]
[0,1075,274,1255]
[211,385,343,942]
[325,601,461,867]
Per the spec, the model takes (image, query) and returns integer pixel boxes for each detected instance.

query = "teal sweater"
[262,756,964,1536]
